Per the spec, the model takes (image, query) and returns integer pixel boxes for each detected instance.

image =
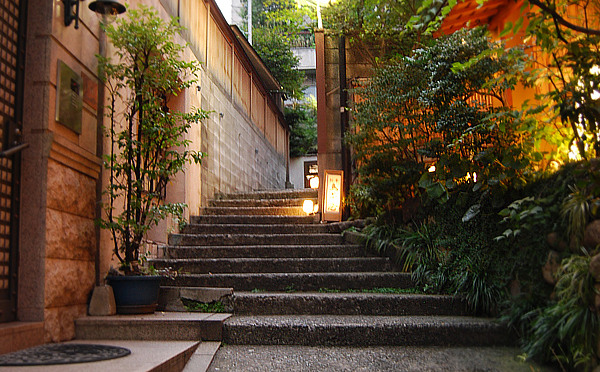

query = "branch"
[528,0,600,36]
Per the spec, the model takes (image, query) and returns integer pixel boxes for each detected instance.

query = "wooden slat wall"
[208,16,232,93]
[233,55,251,114]
[251,81,265,134]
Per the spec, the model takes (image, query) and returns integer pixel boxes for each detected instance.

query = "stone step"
[158,287,234,312]
[75,312,231,342]
[208,198,318,208]
[181,223,331,235]
[231,292,468,316]
[150,257,393,274]
[215,189,318,200]
[160,244,367,259]
[202,206,307,216]
[191,215,319,225]
[164,272,413,292]
[223,315,512,347]
[168,233,344,246]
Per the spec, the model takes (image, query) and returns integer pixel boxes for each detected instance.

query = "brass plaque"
[56,60,83,134]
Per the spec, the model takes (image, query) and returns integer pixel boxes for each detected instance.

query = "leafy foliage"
[523,253,599,371]
[322,0,426,64]
[285,101,317,157]
[181,299,227,313]
[238,0,315,99]
[98,6,208,272]
[347,27,532,217]
[411,0,600,161]
[516,0,600,161]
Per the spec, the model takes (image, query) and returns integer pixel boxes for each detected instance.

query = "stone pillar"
[315,30,343,215]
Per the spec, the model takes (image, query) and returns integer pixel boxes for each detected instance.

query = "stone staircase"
[150,188,512,347]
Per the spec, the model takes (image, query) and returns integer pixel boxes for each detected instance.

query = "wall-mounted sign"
[56,60,83,134]
[322,170,343,222]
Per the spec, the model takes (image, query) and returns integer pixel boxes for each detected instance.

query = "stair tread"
[163,244,363,249]
[226,314,499,325]
[177,271,404,277]
[153,257,388,262]
[233,291,446,298]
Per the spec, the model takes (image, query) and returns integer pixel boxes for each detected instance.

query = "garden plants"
[98,5,208,274]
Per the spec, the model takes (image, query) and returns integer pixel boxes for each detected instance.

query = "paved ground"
[207,345,559,372]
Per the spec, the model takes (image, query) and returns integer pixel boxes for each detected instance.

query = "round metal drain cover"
[0,343,131,366]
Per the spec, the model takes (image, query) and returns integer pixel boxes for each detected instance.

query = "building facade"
[0,0,288,351]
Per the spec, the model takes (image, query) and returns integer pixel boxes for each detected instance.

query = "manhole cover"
[0,343,131,366]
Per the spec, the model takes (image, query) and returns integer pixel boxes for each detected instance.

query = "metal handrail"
[0,143,29,158]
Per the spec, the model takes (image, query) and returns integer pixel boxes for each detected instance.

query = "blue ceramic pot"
[107,275,161,314]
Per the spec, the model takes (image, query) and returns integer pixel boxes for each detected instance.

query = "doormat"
[0,343,131,366]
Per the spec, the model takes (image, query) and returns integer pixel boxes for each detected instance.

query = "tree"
[285,100,317,157]
[98,6,208,273]
[346,27,531,216]
[253,28,306,99]
[411,0,600,161]
[322,0,427,65]
[238,0,315,99]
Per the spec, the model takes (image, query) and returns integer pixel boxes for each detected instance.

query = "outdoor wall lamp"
[63,0,82,29]
[88,0,126,17]
[63,0,126,29]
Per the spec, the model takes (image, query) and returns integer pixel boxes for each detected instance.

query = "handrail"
[0,143,29,158]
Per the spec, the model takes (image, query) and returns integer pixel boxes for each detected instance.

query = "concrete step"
[158,287,234,312]
[181,223,331,235]
[165,272,413,292]
[223,315,512,347]
[160,245,367,259]
[0,340,206,372]
[215,189,318,200]
[207,345,544,372]
[182,341,221,372]
[75,312,231,342]
[202,206,307,216]
[208,198,318,208]
[169,233,344,246]
[231,292,468,316]
[150,257,393,274]
[191,215,319,225]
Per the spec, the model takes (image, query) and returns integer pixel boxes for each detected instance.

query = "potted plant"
[97,5,208,314]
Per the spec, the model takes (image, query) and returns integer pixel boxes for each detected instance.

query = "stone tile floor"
[0,340,220,372]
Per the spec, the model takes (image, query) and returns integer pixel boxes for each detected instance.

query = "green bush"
[347,27,533,217]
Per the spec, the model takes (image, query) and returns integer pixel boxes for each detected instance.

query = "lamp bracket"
[63,0,80,29]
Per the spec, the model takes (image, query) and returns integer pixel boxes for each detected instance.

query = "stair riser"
[191,215,319,225]
[203,207,307,216]
[151,258,392,274]
[181,224,330,235]
[165,273,413,292]
[75,320,225,341]
[223,323,512,347]
[160,245,367,259]
[169,234,344,246]
[232,295,468,316]
[215,190,318,200]
[209,198,318,208]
